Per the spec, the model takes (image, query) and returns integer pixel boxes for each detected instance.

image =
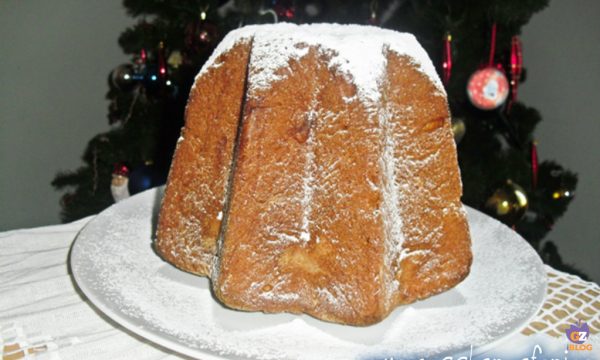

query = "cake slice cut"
[156,24,472,326]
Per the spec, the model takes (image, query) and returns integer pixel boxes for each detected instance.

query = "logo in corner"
[566,320,593,352]
[566,320,590,344]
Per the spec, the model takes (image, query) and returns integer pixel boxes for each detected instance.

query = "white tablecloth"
[1,218,599,360]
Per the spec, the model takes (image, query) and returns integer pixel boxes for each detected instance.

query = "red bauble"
[112,162,130,177]
[274,0,295,20]
[467,67,509,110]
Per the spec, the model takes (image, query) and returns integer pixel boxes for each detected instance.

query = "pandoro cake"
[155,23,472,326]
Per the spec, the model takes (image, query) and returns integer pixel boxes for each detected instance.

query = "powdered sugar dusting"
[72,188,546,360]
[386,33,445,94]
[300,103,318,243]
[194,23,445,100]
[378,105,406,304]
[246,29,310,92]
[192,26,254,86]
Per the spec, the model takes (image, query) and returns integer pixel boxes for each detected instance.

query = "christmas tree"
[52,0,581,276]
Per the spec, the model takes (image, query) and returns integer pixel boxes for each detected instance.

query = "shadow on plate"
[209,290,411,345]
[156,264,210,290]
[151,186,165,236]
[410,288,467,309]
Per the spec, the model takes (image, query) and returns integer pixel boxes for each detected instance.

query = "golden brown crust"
[155,40,252,276]
[381,53,472,306]
[214,48,389,325]
[157,35,471,326]
[214,48,326,313]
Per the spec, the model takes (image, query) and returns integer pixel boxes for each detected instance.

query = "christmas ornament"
[508,36,523,112]
[451,117,466,144]
[485,179,528,226]
[111,163,130,202]
[442,32,452,85]
[467,67,509,110]
[111,47,147,92]
[467,23,509,110]
[133,48,148,79]
[531,141,538,189]
[128,161,165,195]
[273,0,295,21]
[137,48,148,66]
[167,50,183,68]
[110,64,136,91]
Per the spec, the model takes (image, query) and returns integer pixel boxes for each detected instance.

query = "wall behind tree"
[520,0,600,282]
[0,0,132,229]
[0,1,597,281]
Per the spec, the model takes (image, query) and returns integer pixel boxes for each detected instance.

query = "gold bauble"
[485,179,528,226]
[451,117,466,144]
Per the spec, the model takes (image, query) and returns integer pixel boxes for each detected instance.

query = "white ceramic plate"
[70,187,546,360]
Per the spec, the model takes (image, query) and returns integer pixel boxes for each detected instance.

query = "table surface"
[1,217,599,360]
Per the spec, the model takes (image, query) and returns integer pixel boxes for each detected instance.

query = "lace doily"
[522,265,600,337]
